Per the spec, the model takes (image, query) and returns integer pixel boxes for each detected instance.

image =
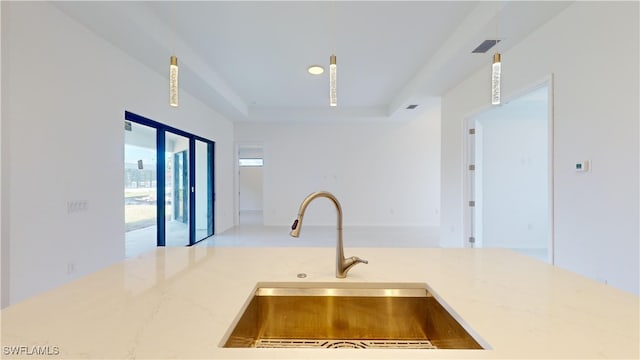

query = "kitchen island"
[1,247,638,359]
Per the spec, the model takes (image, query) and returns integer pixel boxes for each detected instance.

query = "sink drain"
[254,339,437,349]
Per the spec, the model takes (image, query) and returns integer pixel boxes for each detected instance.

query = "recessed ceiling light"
[307,65,324,75]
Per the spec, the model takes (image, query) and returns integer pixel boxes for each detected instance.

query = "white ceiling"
[53,1,572,123]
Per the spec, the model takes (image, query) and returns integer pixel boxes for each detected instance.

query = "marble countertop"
[1,247,638,359]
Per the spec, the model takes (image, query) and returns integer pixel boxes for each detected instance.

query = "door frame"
[125,111,215,246]
[462,75,555,264]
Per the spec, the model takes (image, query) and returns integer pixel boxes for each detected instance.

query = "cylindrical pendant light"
[169,55,179,107]
[329,54,337,107]
[491,52,501,105]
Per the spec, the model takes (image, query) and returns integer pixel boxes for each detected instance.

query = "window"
[239,158,263,167]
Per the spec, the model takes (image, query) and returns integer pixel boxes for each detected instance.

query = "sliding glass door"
[195,140,214,241]
[124,122,158,258]
[124,111,215,256]
[165,132,191,247]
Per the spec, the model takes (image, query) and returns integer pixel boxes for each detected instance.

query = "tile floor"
[127,211,549,263]
[195,210,439,248]
[125,221,208,258]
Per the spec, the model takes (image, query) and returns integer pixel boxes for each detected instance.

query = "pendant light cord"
[331,0,337,54]
[171,2,177,55]
[495,1,500,50]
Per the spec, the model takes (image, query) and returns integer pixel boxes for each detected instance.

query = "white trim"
[462,75,555,263]
[547,74,555,265]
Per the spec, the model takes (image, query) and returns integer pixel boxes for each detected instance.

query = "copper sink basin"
[222,282,487,349]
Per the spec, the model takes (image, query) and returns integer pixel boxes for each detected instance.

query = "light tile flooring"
[127,211,549,263]
[195,210,439,248]
[125,221,208,258]
[196,225,440,248]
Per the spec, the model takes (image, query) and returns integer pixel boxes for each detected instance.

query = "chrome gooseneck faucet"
[290,191,368,278]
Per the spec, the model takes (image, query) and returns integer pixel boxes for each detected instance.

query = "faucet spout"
[290,218,301,237]
[290,191,368,278]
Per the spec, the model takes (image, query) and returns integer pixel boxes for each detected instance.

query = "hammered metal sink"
[222,282,486,349]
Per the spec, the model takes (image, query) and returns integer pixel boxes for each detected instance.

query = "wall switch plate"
[575,160,590,172]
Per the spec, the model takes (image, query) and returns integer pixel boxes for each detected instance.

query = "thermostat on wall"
[575,160,590,172]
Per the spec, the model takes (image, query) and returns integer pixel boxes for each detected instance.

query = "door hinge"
[468,201,475,207]
[468,164,476,171]
[468,128,476,135]
[469,237,476,243]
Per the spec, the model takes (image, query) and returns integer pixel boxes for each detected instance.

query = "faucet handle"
[352,256,368,265]
[338,256,368,278]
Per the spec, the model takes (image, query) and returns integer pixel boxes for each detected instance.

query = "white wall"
[1,2,235,306]
[235,105,441,232]
[0,0,5,307]
[441,2,639,294]
[239,166,264,211]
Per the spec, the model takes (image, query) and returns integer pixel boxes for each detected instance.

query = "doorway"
[124,111,215,257]
[238,145,264,225]
[465,81,553,263]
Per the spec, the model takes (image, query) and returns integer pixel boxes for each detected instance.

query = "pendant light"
[491,52,501,105]
[328,1,338,107]
[329,54,337,107]
[491,2,501,106]
[168,3,179,108]
[169,55,179,107]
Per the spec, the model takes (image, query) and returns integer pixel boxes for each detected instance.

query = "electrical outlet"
[67,262,76,275]
[67,200,89,214]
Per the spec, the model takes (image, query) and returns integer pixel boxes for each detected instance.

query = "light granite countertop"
[1,247,638,359]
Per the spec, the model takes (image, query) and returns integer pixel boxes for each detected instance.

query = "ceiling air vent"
[472,39,500,54]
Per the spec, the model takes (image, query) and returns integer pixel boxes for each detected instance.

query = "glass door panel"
[195,140,214,241]
[124,121,158,257]
[125,111,215,250]
[165,132,190,247]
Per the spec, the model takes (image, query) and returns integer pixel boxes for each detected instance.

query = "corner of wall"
[0,0,10,308]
